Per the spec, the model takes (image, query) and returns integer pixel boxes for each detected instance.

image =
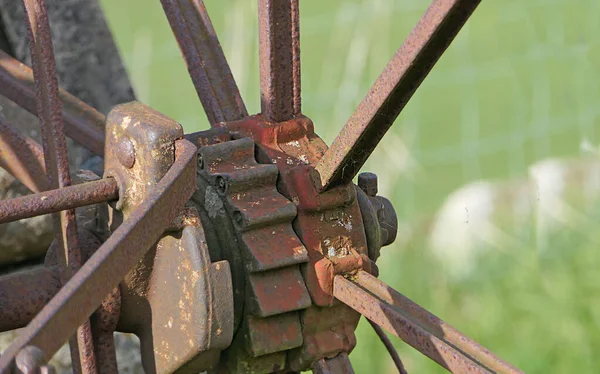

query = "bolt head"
[116,138,135,169]
[216,176,228,194]
[358,172,378,197]
[16,345,45,373]
[233,210,244,226]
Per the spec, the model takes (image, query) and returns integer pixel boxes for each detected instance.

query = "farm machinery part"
[0,0,525,373]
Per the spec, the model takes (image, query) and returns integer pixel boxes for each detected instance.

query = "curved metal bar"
[368,319,408,374]
[0,117,47,192]
[160,0,248,126]
[0,266,61,332]
[315,0,481,190]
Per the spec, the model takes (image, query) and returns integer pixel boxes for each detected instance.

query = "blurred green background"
[98,0,600,372]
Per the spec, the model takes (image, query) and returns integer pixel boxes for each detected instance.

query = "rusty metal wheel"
[0,0,523,373]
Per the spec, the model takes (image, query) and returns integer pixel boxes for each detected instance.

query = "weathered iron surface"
[103,101,233,373]
[334,271,523,373]
[0,178,118,224]
[258,0,301,122]
[193,137,309,372]
[355,174,397,262]
[0,50,105,156]
[0,118,47,193]
[0,0,134,273]
[0,0,135,116]
[23,0,82,283]
[91,285,120,374]
[0,136,197,369]
[22,0,96,370]
[315,0,482,190]
[0,174,112,334]
[161,0,247,125]
[0,266,61,332]
[118,212,233,373]
[225,115,376,371]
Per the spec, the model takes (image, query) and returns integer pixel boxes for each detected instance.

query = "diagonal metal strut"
[161,0,248,125]
[0,50,105,156]
[315,0,481,190]
[334,271,523,374]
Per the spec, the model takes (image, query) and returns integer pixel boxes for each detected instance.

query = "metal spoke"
[357,271,522,373]
[0,50,105,156]
[0,139,197,368]
[22,0,96,370]
[258,0,301,122]
[161,0,247,125]
[315,0,481,190]
[334,271,523,374]
[0,178,118,224]
[0,118,48,193]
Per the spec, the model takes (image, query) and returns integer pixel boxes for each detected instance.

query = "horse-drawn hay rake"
[0,0,523,372]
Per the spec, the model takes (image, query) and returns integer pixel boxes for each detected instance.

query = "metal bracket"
[104,101,233,373]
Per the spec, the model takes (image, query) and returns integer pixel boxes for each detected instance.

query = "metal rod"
[23,0,81,280]
[0,50,105,156]
[0,178,118,224]
[160,0,247,125]
[334,271,523,373]
[315,0,481,190]
[355,271,522,374]
[23,0,94,371]
[0,139,197,368]
[334,273,489,373]
[70,321,98,374]
[0,117,48,193]
[368,319,408,374]
[0,266,61,332]
[258,0,301,122]
[291,0,301,116]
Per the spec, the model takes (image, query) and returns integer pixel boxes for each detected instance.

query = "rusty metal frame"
[0,138,197,369]
[0,0,526,372]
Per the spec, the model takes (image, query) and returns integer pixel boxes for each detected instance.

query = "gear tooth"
[195,136,312,370]
[245,313,304,357]
[247,267,311,317]
[241,225,308,272]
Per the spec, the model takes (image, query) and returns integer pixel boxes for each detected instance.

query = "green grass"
[99,0,600,372]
